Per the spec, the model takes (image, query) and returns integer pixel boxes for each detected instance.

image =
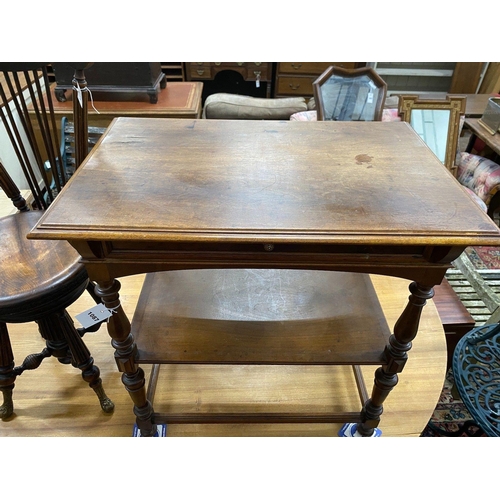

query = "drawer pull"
[289,83,300,90]
[291,63,302,70]
[197,69,205,76]
[214,62,221,66]
[264,244,274,252]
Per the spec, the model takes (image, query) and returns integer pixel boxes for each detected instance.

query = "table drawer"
[276,76,316,96]
[189,63,211,79]
[278,62,357,75]
[245,63,271,81]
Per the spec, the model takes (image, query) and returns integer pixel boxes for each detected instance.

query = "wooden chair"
[0,63,114,420]
[312,66,387,121]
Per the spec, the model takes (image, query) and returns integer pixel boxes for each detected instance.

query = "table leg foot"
[0,322,15,420]
[132,423,167,437]
[338,423,382,437]
[0,386,14,420]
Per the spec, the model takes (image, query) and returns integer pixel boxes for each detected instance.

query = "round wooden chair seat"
[0,211,88,322]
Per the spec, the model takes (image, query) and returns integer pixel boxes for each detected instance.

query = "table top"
[465,117,500,156]
[45,81,203,119]
[30,118,500,248]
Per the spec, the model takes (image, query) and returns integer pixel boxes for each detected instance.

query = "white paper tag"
[76,85,83,107]
[76,304,113,328]
[367,92,374,104]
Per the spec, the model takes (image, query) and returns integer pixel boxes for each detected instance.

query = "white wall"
[0,77,46,190]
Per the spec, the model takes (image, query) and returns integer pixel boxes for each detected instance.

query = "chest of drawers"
[274,62,363,97]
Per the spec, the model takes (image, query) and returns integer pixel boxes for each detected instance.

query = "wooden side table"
[465,117,500,160]
[36,81,204,131]
[29,119,500,437]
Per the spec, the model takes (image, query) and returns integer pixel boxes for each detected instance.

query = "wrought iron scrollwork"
[452,323,500,436]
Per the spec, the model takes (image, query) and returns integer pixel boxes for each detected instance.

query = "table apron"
[80,257,450,286]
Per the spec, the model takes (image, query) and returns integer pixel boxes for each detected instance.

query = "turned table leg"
[95,279,156,436]
[357,281,435,437]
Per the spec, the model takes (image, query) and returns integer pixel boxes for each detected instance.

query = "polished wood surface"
[132,270,391,365]
[30,119,500,249]
[465,117,500,156]
[0,211,85,309]
[28,118,500,436]
[0,273,447,437]
[38,81,203,130]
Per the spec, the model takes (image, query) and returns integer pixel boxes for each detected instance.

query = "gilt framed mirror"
[398,95,466,176]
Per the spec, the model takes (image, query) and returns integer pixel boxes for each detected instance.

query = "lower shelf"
[132,269,392,365]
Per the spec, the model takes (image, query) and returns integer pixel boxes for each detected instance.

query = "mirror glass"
[410,109,451,163]
[321,75,382,121]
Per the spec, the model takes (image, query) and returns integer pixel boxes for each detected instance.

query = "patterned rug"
[420,369,487,437]
[465,246,500,270]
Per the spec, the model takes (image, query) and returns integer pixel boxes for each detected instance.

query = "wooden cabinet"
[274,62,363,97]
[185,62,273,97]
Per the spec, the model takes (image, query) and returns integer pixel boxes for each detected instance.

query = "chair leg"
[0,322,15,419]
[36,310,115,414]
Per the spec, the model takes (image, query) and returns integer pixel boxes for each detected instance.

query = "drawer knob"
[197,69,205,76]
[289,83,300,90]
[291,63,302,70]
[264,243,274,252]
